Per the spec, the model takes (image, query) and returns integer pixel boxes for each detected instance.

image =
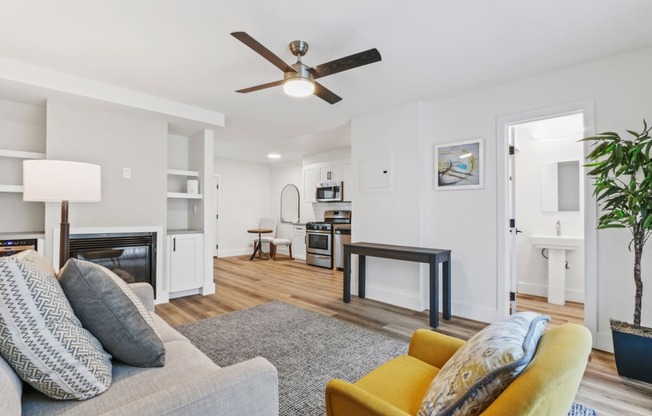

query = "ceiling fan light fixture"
[283,77,315,97]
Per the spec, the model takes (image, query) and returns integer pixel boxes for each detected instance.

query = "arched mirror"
[280,184,300,223]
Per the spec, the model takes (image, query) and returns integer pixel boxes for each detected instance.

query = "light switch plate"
[123,167,132,179]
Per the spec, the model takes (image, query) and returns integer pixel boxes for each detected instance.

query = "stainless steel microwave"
[315,181,343,202]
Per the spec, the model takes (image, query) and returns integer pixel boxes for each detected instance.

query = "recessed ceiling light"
[267,153,282,159]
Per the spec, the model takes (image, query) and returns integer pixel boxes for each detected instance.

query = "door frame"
[496,100,597,345]
[213,174,220,257]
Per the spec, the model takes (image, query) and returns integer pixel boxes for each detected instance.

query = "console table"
[343,242,451,327]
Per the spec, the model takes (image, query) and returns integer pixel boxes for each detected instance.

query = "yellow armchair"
[325,324,592,416]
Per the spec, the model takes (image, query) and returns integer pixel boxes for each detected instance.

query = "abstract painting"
[434,139,484,190]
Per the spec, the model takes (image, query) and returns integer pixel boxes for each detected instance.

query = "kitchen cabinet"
[320,165,342,182]
[292,224,307,260]
[167,232,203,295]
[303,166,320,203]
[304,158,352,203]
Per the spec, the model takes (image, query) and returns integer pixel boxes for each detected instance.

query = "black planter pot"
[611,320,652,384]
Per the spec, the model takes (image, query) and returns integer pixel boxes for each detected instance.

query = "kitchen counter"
[167,229,203,235]
[0,232,46,240]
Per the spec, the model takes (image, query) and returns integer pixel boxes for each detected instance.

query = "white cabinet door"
[168,233,203,293]
[303,167,320,203]
[320,165,342,182]
[292,225,307,260]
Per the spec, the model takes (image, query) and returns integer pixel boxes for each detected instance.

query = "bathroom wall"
[514,114,585,302]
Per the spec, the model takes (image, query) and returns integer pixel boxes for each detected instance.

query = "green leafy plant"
[584,120,652,327]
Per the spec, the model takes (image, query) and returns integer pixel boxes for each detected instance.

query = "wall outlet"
[122,167,131,179]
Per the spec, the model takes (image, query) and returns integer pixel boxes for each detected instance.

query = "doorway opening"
[497,101,597,344]
[510,113,585,321]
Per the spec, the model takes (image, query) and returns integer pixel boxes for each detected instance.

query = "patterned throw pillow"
[0,251,112,400]
[59,259,165,367]
[418,312,549,416]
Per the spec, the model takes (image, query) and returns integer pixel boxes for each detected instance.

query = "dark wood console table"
[343,242,451,327]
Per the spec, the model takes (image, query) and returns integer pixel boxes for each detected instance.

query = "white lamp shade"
[23,160,101,202]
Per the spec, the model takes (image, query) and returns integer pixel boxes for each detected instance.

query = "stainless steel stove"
[306,210,351,268]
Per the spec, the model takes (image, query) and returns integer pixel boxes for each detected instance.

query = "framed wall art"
[434,138,484,190]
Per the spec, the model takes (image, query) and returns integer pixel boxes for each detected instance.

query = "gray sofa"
[0,283,279,416]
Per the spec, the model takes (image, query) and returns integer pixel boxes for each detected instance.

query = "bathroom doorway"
[497,101,597,340]
[510,113,585,316]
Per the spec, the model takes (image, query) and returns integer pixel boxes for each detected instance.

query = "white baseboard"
[363,285,423,311]
[597,330,614,353]
[450,302,500,324]
[218,248,254,257]
[169,288,201,299]
[201,282,216,295]
[518,281,585,303]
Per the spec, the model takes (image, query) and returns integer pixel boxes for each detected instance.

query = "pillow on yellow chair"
[418,312,549,416]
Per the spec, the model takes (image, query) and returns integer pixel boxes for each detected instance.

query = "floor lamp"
[23,160,101,269]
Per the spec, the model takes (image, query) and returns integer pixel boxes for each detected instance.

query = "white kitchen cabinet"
[292,224,307,260]
[168,232,203,295]
[303,166,320,203]
[320,165,342,182]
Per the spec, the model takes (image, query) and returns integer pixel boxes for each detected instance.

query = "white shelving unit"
[166,169,202,200]
[0,148,46,193]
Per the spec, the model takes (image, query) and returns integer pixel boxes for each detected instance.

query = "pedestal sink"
[528,235,583,305]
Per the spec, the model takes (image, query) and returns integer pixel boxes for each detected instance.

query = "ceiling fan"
[231,31,382,104]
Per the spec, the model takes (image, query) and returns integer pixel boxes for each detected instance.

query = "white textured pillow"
[0,251,112,400]
[418,312,549,416]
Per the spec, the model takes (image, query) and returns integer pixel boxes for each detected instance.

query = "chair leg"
[289,244,293,260]
[271,243,276,260]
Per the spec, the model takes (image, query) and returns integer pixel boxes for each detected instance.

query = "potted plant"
[584,120,652,383]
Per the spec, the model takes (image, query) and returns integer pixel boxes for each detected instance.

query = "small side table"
[247,228,273,260]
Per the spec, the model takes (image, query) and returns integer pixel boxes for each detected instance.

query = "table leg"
[249,240,258,260]
[430,259,439,327]
[443,259,451,320]
[359,255,366,298]
[343,249,351,303]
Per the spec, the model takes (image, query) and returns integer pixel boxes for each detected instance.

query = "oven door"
[306,230,332,256]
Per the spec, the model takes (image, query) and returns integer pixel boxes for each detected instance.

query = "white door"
[169,234,203,293]
[214,175,219,257]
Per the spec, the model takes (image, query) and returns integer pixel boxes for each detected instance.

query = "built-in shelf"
[0,185,24,193]
[167,169,199,177]
[167,192,203,200]
[0,149,46,159]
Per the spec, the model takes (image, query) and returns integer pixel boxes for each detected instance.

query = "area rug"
[176,301,596,416]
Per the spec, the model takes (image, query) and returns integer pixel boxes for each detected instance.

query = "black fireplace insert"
[68,232,157,296]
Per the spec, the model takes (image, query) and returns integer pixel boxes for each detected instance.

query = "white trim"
[364,285,423,311]
[451,301,501,324]
[219,248,254,257]
[496,100,598,346]
[0,149,45,159]
[0,57,225,126]
[517,282,585,303]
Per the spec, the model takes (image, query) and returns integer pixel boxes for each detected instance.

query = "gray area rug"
[176,301,407,415]
[176,301,596,416]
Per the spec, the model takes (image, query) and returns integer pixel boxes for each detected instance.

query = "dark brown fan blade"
[236,80,285,93]
[310,48,381,79]
[313,82,342,104]
[231,32,295,73]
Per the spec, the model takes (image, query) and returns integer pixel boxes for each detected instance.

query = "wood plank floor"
[156,256,652,415]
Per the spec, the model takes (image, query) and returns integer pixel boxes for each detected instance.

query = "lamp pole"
[59,200,70,269]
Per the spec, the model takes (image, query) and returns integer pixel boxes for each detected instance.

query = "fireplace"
[68,232,157,296]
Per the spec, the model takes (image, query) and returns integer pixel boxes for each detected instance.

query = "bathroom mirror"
[280,184,300,223]
[541,160,580,212]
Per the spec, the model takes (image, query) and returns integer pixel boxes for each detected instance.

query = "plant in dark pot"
[584,120,652,383]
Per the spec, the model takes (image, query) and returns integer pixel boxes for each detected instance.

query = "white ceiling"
[1,1,652,163]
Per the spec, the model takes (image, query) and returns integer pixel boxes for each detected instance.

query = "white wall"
[0,98,46,232]
[214,157,272,257]
[351,46,652,351]
[351,102,425,310]
[270,161,303,238]
[44,98,168,262]
[514,116,585,302]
